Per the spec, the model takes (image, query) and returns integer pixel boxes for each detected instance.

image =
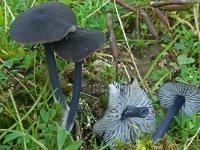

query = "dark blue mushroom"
[51,27,105,131]
[93,78,156,149]
[153,82,200,141]
[9,2,77,123]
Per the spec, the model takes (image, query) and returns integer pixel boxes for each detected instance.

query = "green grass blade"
[141,33,181,85]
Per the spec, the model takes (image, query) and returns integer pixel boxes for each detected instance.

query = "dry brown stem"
[135,10,141,39]
[140,10,158,38]
[113,0,137,13]
[106,12,119,80]
[150,0,196,8]
[153,8,171,31]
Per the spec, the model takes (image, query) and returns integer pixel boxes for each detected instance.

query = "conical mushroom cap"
[10,2,77,44]
[158,82,200,117]
[51,27,106,62]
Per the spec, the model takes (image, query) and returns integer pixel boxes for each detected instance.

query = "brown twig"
[162,134,168,150]
[135,10,141,39]
[112,0,157,38]
[153,8,171,31]
[161,4,195,11]
[150,0,196,8]
[113,0,158,38]
[106,12,119,80]
[140,9,158,38]
[193,33,198,39]
[113,0,137,13]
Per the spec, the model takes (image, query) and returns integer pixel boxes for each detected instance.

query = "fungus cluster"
[93,80,200,147]
[9,1,200,148]
[93,78,156,149]
[10,2,105,131]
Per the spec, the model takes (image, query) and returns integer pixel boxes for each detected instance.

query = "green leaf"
[136,139,149,150]
[0,145,11,150]
[38,123,46,129]
[175,77,187,83]
[3,131,23,144]
[194,118,200,130]
[186,120,194,129]
[177,54,195,65]
[0,107,3,113]
[48,109,57,120]
[181,130,189,140]
[2,56,22,68]
[174,43,185,50]
[151,68,170,81]
[169,62,179,69]
[64,140,83,150]
[40,109,49,122]
[57,127,68,150]
[20,53,35,70]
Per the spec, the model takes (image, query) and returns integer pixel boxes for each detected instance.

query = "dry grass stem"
[193,6,200,41]
[184,126,200,150]
[113,0,147,91]
[3,0,7,32]
[83,0,110,20]
[3,0,15,21]
[122,63,131,82]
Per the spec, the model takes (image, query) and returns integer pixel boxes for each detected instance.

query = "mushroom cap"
[93,78,156,148]
[158,82,200,117]
[10,2,77,44]
[51,27,105,62]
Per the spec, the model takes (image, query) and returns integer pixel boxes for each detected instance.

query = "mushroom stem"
[122,106,149,119]
[44,43,68,110]
[66,61,82,130]
[153,95,186,141]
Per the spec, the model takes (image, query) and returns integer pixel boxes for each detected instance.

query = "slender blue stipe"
[66,61,82,130]
[44,43,67,110]
[153,95,185,141]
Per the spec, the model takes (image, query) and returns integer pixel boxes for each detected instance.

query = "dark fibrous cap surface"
[51,27,106,62]
[10,2,77,44]
[158,82,200,117]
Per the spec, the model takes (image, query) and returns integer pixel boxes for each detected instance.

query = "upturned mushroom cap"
[51,27,106,62]
[10,2,76,44]
[158,82,200,117]
[93,78,156,149]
